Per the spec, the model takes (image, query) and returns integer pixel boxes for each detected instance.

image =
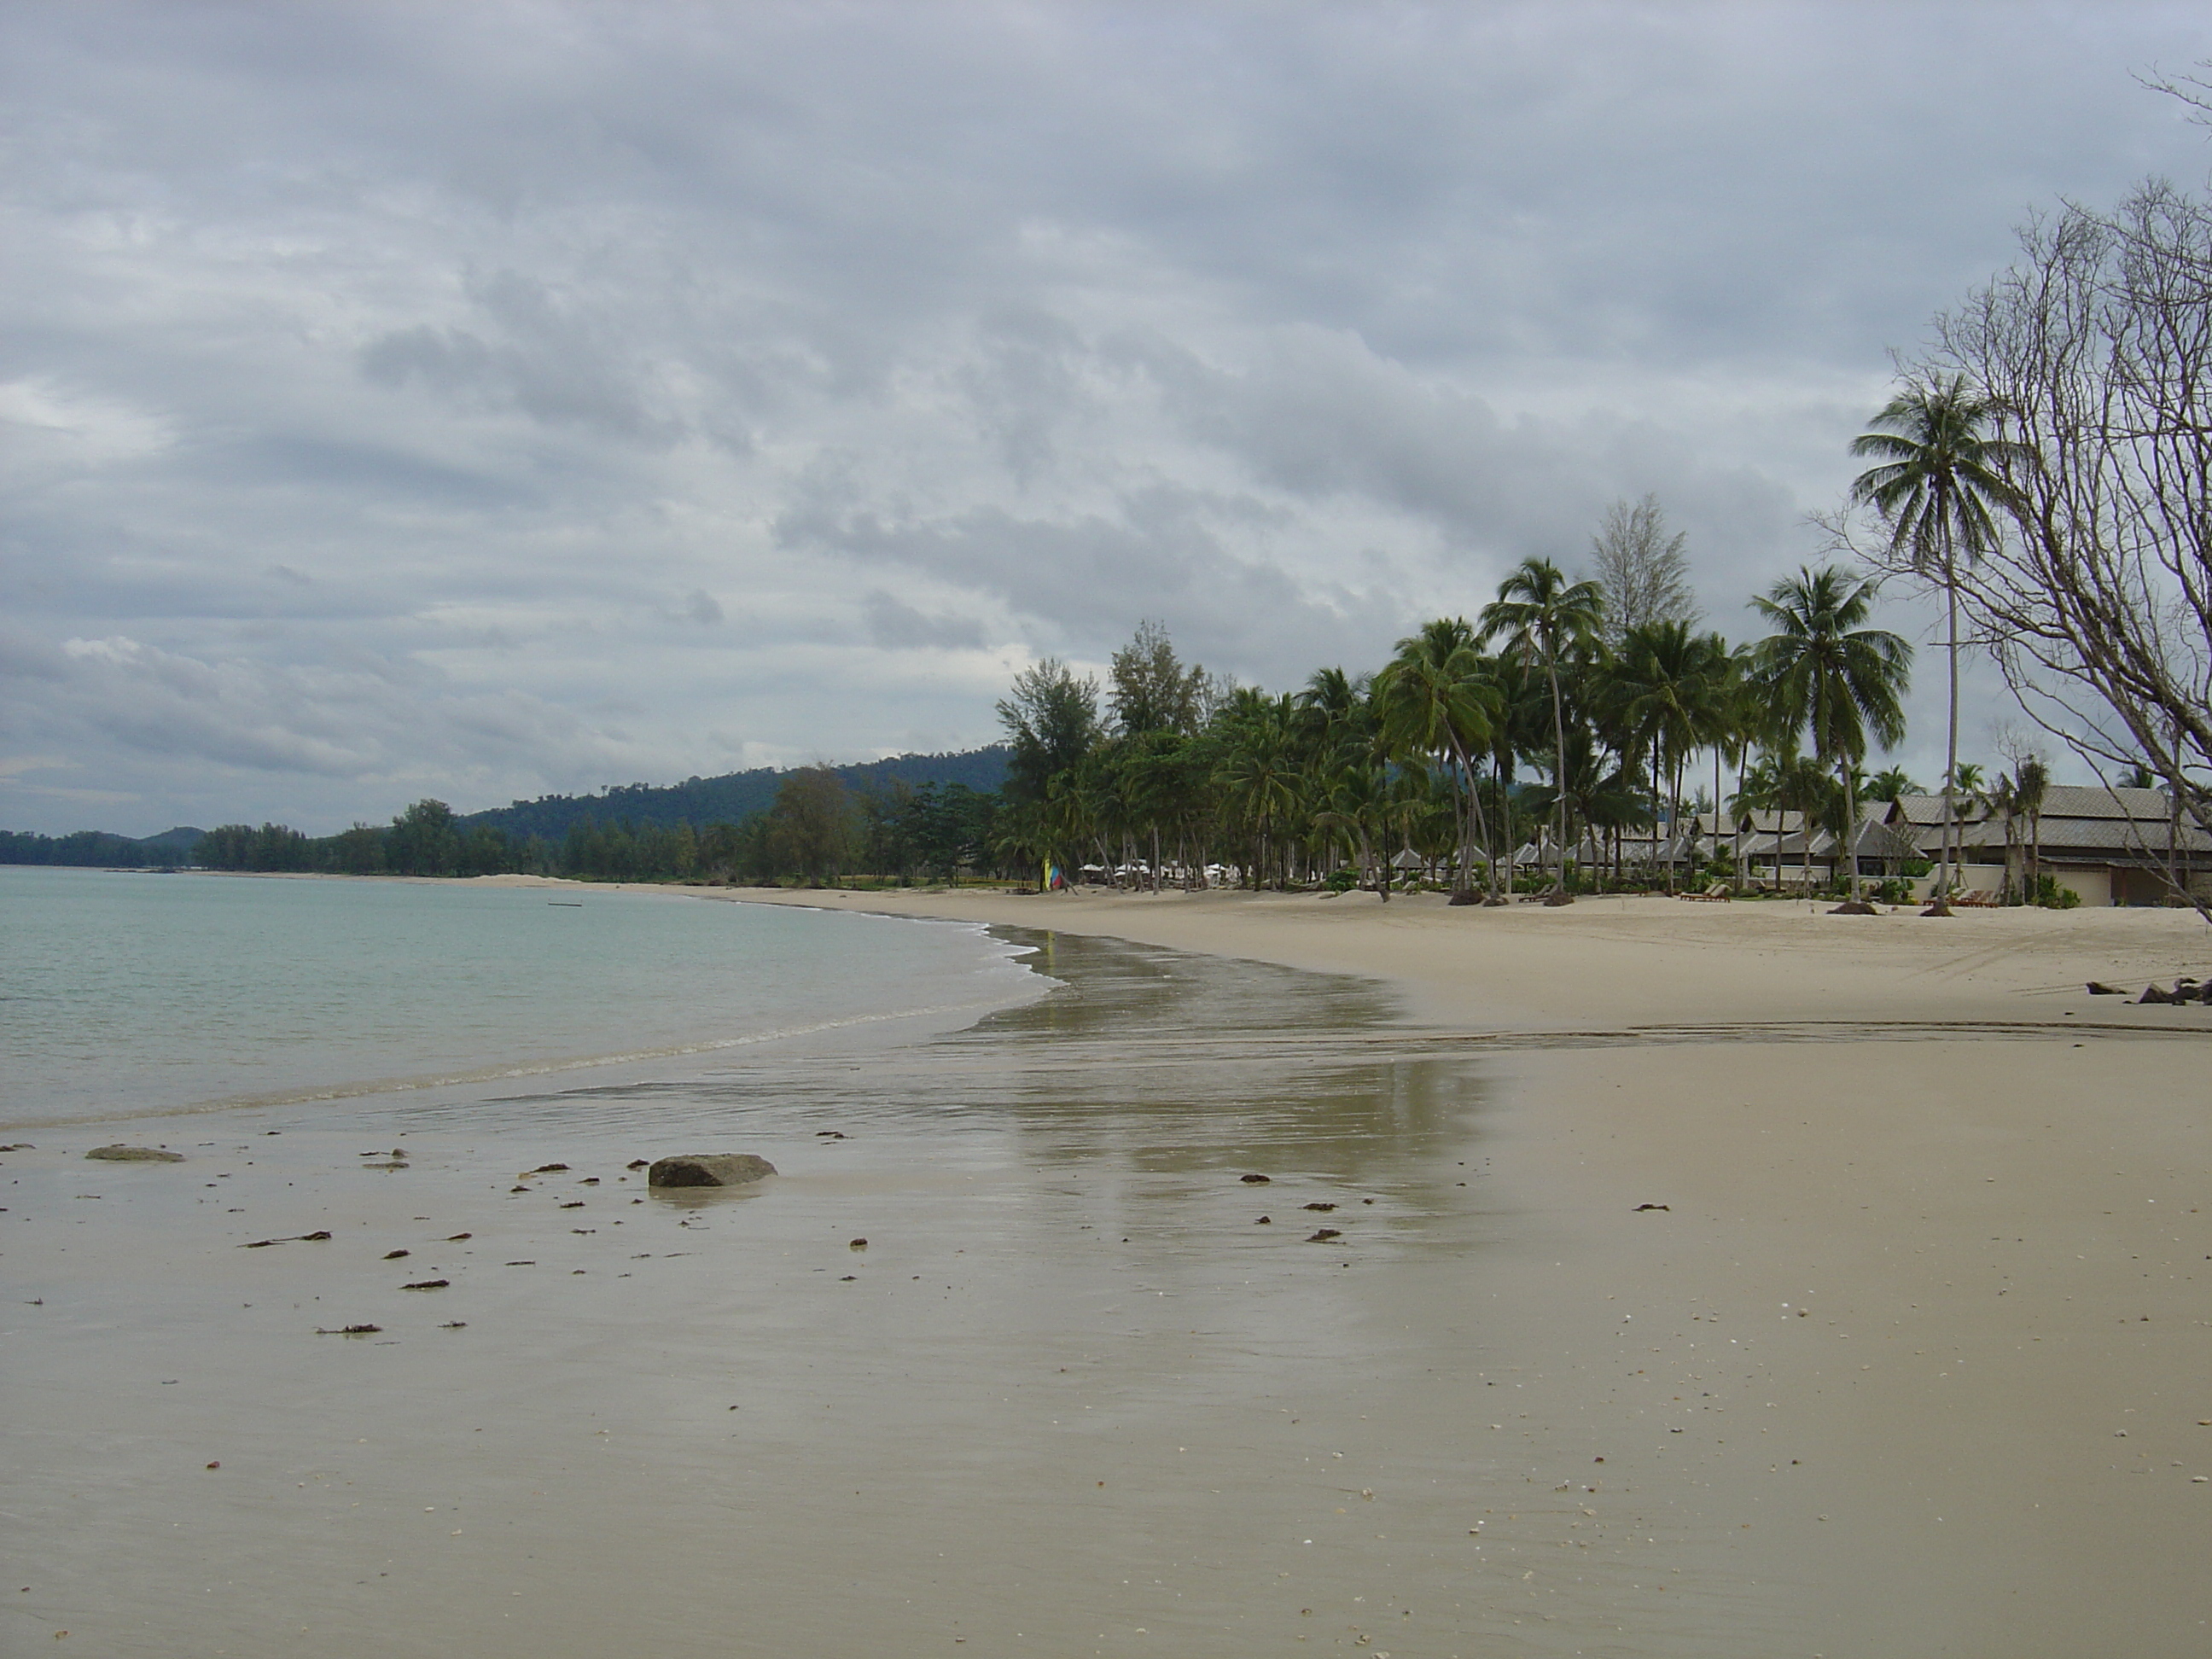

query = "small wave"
[0,992,1039,1132]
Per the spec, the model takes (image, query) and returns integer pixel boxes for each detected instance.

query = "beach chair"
[1680,882,1732,901]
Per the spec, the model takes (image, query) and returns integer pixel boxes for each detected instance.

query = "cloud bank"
[4,2,2208,831]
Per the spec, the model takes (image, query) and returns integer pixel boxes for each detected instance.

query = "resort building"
[1880,786,2212,906]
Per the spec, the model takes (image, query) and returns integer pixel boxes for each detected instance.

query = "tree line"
[982,540,1914,903]
[184,778,1028,885]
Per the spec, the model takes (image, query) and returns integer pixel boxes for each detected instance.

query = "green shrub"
[2030,873,2082,909]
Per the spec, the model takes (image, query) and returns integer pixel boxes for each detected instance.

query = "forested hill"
[458,747,1010,840]
[0,825,206,867]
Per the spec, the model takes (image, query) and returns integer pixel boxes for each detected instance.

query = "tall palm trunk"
[1547,651,1570,899]
[1941,532,1960,898]
[1842,763,1861,900]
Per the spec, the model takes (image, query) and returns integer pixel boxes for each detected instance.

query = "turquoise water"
[0,869,1037,1126]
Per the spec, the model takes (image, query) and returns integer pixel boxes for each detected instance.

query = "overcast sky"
[6,2,2210,835]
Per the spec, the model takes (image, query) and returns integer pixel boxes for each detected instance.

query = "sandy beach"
[714,885,2212,1652]
[7,883,2209,1656]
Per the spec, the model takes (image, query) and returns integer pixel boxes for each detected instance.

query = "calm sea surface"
[0,868,1039,1126]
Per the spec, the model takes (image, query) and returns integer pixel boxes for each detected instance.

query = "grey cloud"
[783,487,1403,682]
[860,589,988,652]
[5,3,2207,830]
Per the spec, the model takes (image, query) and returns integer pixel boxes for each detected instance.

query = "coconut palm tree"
[1751,566,1912,903]
[1376,620,1503,902]
[2015,756,2048,899]
[1848,375,2030,901]
[1610,620,1732,889]
[1481,560,1604,902]
[1866,766,1924,803]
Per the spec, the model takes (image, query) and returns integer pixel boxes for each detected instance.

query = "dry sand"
[7,883,2208,1657]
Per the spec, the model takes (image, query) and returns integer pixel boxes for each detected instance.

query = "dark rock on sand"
[1307,1228,1342,1242]
[1302,1202,1336,1212]
[647,1153,777,1188]
[1239,1173,1272,1185]
[85,1145,183,1162]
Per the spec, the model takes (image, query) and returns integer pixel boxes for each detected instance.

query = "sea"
[0,866,1043,1129]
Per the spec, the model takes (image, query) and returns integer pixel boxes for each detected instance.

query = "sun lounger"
[1680,882,1732,901]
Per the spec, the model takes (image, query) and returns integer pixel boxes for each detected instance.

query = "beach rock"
[1239,1173,1272,1185]
[1307,1227,1342,1242]
[85,1144,183,1162]
[647,1153,777,1189]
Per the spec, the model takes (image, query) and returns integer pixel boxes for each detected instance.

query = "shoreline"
[710,882,2212,1651]
[11,877,2209,1654]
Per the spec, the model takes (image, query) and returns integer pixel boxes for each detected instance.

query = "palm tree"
[1848,375,2030,901]
[1866,766,1924,803]
[1610,620,1732,889]
[1751,566,1912,903]
[1215,694,1301,889]
[2015,756,2047,899]
[1376,620,1503,902]
[1481,559,1604,901]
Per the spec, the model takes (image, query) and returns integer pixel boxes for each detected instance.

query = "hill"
[458,748,1009,841]
[0,826,206,867]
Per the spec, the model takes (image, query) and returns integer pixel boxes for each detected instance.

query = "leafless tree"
[1588,494,1699,647]
[1918,179,2212,921]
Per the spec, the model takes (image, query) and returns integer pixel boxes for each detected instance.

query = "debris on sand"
[1302,1202,1336,1212]
[315,1324,382,1336]
[1239,1173,1272,1185]
[2087,981,2126,995]
[1254,1215,1272,1225]
[85,1145,183,1162]
[1307,1228,1342,1242]
[383,1249,410,1260]
[399,1279,450,1291]
[446,1232,471,1241]
[849,1237,868,1250]
[1633,1203,1671,1213]
[239,1231,333,1249]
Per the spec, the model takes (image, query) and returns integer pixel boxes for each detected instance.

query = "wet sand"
[7,893,2209,1656]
